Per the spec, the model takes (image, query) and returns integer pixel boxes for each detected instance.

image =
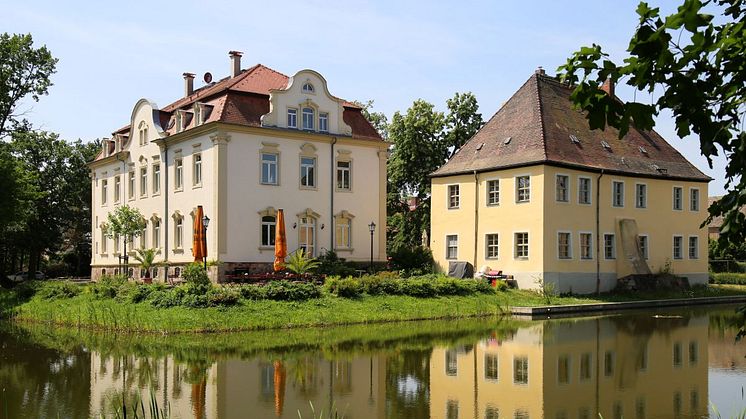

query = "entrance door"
[298,216,316,257]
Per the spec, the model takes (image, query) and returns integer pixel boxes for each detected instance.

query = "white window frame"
[101,179,108,206]
[152,218,161,249]
[128,170,136,200]
[447,184,460,209]
[638,234,649,260]
[261,215,276,247]
[513,356,529,385]
[335,217,352,250]
[603,233,616,260]
[152,163,161,195]
[673,186,683,211]
[484,354,499,382]
[486,179,500,206]
[319,112,329,133]
[302,107,314,130]
[579,232,593,260]
[301,82,315,93]
[300,156,316,188]
[261,153,279,185]
[688,235,699,259]
[689,187,700,211]
[298,215,317,257]
[485,233,499,259]
[612,180,624,208]
[336,160,351,191]
[673,235,683,260]
[516,175,531,203]
[113,176,121,203]
[287,108,297,129]
[557,231,572,260]
[635,183,647,209]
[578,176,592,205]
[445,234,458,260]
[174,216,183,250]
[140,166,148,197]
[174,158,184,191]
[193,153,202,187]
[556,174,570,203]
[514,232,529,259]
[100,228,107,254]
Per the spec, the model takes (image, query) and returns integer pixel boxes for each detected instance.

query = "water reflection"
[0,306,744,419]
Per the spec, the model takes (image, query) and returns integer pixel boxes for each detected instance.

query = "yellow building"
[430,70,710,293]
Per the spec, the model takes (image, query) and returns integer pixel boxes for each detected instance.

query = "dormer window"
[138,121,148,146]
[302,107,314,130]
[302,82,315,93]
[319,113,328,132]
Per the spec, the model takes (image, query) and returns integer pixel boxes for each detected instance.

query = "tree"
[443,92,484,159]
[105,205,147,274]
[0,33,58,137]
[558,0,745,245]
[133,248,160,280]
[355,99,390,140]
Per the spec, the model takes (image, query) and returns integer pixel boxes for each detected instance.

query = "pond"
[0,305,744,418]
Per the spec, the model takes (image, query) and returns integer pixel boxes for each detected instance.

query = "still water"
[1,305,744,419]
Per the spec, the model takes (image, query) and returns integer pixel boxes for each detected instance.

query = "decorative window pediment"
[297,208,320,219]
[258,206,277,217]
[335,210,355,220]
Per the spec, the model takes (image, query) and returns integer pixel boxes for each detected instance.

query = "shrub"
[207,287,240,306]
[399,277,437,297]
[90,275,128,299]
[181,293,208,308]
[37,281,81,300]
[182,263,210,287]
[238,284,266,300]
[325,277,364,298]
[263,280,322,301]
[13,281,38,300]
[149,287,186,308]
[115,284,154,304]
[316,250,358,277]
[710,272,746,285]
[285,249,321,275]
[388,246,434,275]
[492,280,509,292]
[359,274,401,295]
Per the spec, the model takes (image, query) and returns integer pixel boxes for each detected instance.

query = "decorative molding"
[297,208,321,219]
[257,206,277,217]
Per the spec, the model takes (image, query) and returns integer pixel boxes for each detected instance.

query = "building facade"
[89,52,387,281]
[430,70,710,293]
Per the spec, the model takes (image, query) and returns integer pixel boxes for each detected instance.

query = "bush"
[710,272,746,285]
[238,284,266,300]
[90,275,128,299]
[149,287,186,308]
[316,250,358,277]
[399,277,437,297]
[183,263,210,287]
[326,273,494,298]
[325,277,364,298]
[207,287,240,306]
[263,281,322,301]
[115,284,154,304]
[388,246,434,276]
[359,274,401,295]
[36,281,81,300]
[181,293,208,308]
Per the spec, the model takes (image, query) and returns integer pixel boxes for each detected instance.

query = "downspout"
[595,169,604,295]
[163,144,169,276]
[473,171,479,271]
[330,137,337,252]
[115,150,126,273]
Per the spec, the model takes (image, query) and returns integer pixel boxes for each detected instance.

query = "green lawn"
[2,283,744,333]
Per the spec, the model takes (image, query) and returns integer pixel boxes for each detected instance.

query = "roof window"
[601,141,612,151]
[476,143,484,151]
[570,134,580,144]
[638,146,648,155]
[503,137,512,145]
[302,82,315,93]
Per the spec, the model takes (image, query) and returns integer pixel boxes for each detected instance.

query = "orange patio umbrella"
[273,209,287,271]
[273,360,286,417]
[193,205,206,262]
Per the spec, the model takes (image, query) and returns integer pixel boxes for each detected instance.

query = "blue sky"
[3,0,729,195]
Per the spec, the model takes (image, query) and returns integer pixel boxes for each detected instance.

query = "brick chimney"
[183,73,195,97]
[229,51,243,78]
[535,66,545,75]
[601,77,615,97]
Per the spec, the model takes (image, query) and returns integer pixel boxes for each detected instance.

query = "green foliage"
[316,250,357,277]
[710,273,746,285]
[206,287,240,306]
[182,263,210,287]
[149,288,186,309]
[105,205,147,243]
[388,246,434,276]
[36,281,81,300]
[558,0,746,244]
[444,92,484,159]
[324,277,364,298]
[285,249,321,275]
[709,238,746,261]
[90,275,128,299]
[325,273,494,299]
[355,99,389,140]
[133,248,161,278]
[261,281,322,301]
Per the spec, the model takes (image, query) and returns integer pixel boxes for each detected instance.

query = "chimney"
[601,78,615,97]
[229,50,243,78]
[535,66,545,76]
[183,73,195,97]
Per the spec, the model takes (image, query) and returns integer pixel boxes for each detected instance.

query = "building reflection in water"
[429,315,708,419]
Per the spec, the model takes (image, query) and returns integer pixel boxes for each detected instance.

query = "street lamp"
[368,221,376,272]
[202,214,210,270]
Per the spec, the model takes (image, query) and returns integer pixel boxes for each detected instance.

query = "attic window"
[638,146,648,155]
[652,164,668,174]
[476,143,484,151]
[503,137,512,145]
[570,134,580,145]
[302,82,315,93]
[601,141,612,151]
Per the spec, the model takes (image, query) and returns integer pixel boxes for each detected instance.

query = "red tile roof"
[432,73,711,182]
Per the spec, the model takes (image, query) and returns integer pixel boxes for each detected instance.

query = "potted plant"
[133,248,160,284]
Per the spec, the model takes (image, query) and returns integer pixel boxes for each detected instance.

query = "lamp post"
[368,222,376,272]
[202,214,210,270]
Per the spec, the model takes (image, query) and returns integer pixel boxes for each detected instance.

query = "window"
[448,185,460,209]
[128,170,136,199]
[689,236,699,259]
[319,112,328,132]
[636,398,646,419]
[114,176,121,203]
[140,167,148,197]
[485,354,499,381]
[580,233,593,260]
[637,344,648,371]
[302,82,314,93]
[604,351,615,377]
[638,235,649,259]
[113,234,120,254]
[513,356,528,385]
[261,153,278,185]
[101,229,107,253]
[174,217,183,249]
[556,175,569,202]
[689,341,698,365]
[300,157,316,188]
[604,234,616,259]
[298,216,316,256]
[673,235,683,259]
[261,215,276,247]
[138,122,148,146]
[580,353,592,381]
[139,226,147,249]
[152,163,160,194]
[515,409,529,419]
[612,181,624,207]
[485,406,499,419]
[175,158,183,190]
[152,219,160,248]
[486,234,499,259]
[193,153,202,186]
[335,217,351,249]
[673,186,683,210]
[578,177,591,204]
[287,108,297,128]
[487,179,500,205]
[302,107,314,130]
[558,232,571,259]
[673,342,682,367]
[446,400,459,419]
[101,179,108,205]
[516,176,530,202]
[515,232,529,258]
[446,235,458,259]
[558,355,570,384]
[336,161,351,190]
[445,349,458,376]
[690,188,700,211]
[635,184,647,208]
[690,390,699,411]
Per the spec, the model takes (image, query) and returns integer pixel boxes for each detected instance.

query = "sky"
[2,0,731,195]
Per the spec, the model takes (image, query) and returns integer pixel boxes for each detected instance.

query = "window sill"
[258,246,274,252]
[174,188,183,193]
[260,182,279,186]
[514,257,529,260]
[299,186,318,191]
[516,200,530,204]
[173,248,184,254]
[558,257,573,260]
[140,195,148,199]
[485,256,498,260]
[335,188,353,193]
[447,206,460,210]
[556,200,570,204]
[334,248,354,252]
[152,192,160,197]
[192,183,202,190]
[486,203,500,207]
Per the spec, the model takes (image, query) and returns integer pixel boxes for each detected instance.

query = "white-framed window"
[335,217,352,249]
[515,232,529,258]
[152,218,161,248]
[446,400,459,419]
[101,179,109,206]
[298,216,316,256]
[174,216,183,249]
[138,122,148,146]
[516,176,530,202]
[319,112,329,132]
[174,158,183,190]
[300,157,316,188]
[638,235,649,259]
[448,185,460,209]
[580,353,592,381]
[152,163,160,194]
[558,232,572,259]
[513,356,529,385]
[485,354,499,381]
[113,233,120,254]
[100,228,107,253]
[689,236,699,259]
[635,183,647,208]
[128,170,136,199]
[287,108,297,128]
[604,233,616,259]
[487,179,500,205]
[445,349,458,376]
[580,232,593,260]
[140,166,148,197]
[261,153,278,185]
[556,174,569,202]
[578,176,592,205]
[302,107,314,130]
[336,160,351,190]
[673,186,683,210]
[302,82,314,93]
[193,153,202,186]
[612,181,624,207]
[690,188,700,211]
[114,176,121,203]
[673,235,683,259]
[486,234,499,259]
[446,235,458,259]
[558,355,571,384]
[261,215,276,247]
[139,225,147,249]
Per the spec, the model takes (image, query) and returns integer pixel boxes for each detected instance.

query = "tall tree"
[0,33,58,137]
[355,99,390,140]
[444,92,484,159]
[105,205,147,274]
[558,0,745,244]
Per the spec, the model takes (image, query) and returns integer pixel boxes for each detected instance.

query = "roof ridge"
[535,73,548,161]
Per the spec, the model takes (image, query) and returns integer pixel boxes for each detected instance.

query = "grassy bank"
[2,280,745,333]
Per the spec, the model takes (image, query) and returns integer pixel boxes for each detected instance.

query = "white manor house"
[89,51,388,281]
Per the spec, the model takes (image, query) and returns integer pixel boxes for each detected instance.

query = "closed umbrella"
[273,209,287,272]
[193,205,206,262]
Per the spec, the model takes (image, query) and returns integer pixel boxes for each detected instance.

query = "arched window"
[262,215,276,246]
[302,107,314,130]
[302,82,314,93]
